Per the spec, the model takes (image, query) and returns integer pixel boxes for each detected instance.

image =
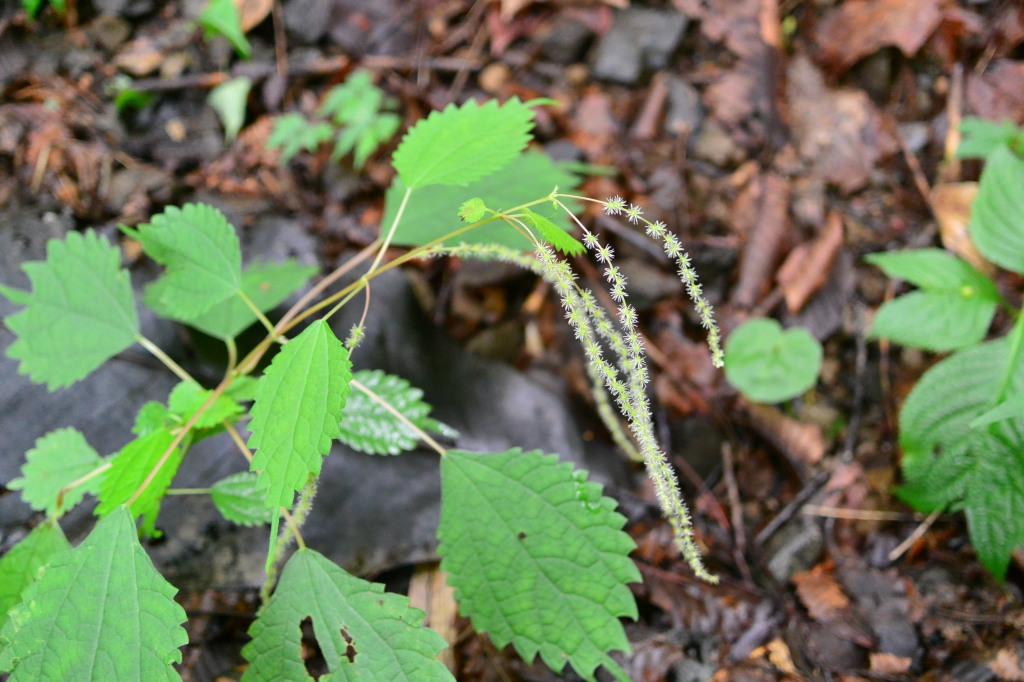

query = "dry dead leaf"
[793,563,851,623]
[787,56,897,194]
[235,0,273,32]
[700,0,762,59]
[408,567,459,673]
[732,173,790,307]
[870,652,913,675]
[992,649,1024,682]
[743,400,826,469]
[777,211,844,313]
[114,37,164,77]
[967,59,1024,124]
[815,0,943,72]
[931,182,995,275]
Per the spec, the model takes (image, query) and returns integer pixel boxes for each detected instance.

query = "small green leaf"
[0,508,188,680]
[957,117,1024,159]
[133,402,173,437]
[4,230,139,390]
[340,369,456,455]
[167,381,243,429]
[248,321,352,508]
[131,203,243,319]
[9,429,105,517]
[22,0,43,18]
[392,98,534,189]
[198,0,251,58]
[724,319,822,403]
[0,285,29,306]
[211,472,273,526]
[970,145,1024,275]
[95,429,184,538]
[268,114,333,163]
[898,339,1024,578]
[521,209,585,256]
[208,76,252,142]
[242,548,453,681]
[0,524,69,634]
[439,449,639,682]
[458,198,487,223]
[389,152,580,251]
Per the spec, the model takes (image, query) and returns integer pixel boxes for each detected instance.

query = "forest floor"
[2,0,1024,680]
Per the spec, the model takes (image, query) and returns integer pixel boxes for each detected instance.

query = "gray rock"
[284,0,333,44]
[592,8,688,85]
[869,601,919,659]
[664,76,703,135]
[541,18,594,64]
[619,257,681,310]
[764,518,824,582]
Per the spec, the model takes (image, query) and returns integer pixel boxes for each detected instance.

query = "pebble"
[592,8,688,84]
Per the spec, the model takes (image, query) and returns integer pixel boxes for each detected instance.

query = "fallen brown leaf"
[777,211,844,313]
[870,652,913,675]
[793,563,851,623]
[114,37,164,77]
[815,0,943,72]
[931,182,995,275]
[992,648,1024,682]
[967,59,1024,124]
[235,0,273,32]
[742,400,826,470]
[408,567,459,673]
[732,173,790,308]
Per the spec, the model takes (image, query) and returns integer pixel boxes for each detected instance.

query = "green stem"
[137,335,195,384]
[996,311,1024,402]
[238,290,277,337]
[367,186,413,274]
[165,487,211,495]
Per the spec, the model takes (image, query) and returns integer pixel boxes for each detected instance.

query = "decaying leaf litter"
[2,0,1024,679]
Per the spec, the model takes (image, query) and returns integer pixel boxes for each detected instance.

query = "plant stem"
[137,335,195,384]
[238,290,277,337]
[996,311,1024,402]
[367,187,412,274]
[351,378,447,456]
[165,487,211,495]
[275,241,380,332]
[55,461,111,516]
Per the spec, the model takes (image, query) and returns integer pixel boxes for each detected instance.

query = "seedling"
[724,318,822,403]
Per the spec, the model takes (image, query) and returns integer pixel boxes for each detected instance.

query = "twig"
[802,505,920,522]
[275,241,379,332]
[888,509,942,562]
[754,470,829,547]
[722,444,753,585]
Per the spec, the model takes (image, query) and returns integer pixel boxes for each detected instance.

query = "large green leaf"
[0,524,69,634]
[95,429,184,538]
[340,369,456,455]
[388,153,579,250]
[210,472,274,526]
[248,320,352,508]
[3,230,139,390]
[9,428,105,516]
[391,98,534,189]
[128,203,243,319]
[898,339,1024,578]
[0,508,188,681]
[438,449,639,682]
[724,319,822,403]
[242,548,453,681]
[866,249,999,351]
[147,260,315,341]
[969,145,1024,275]
[957,118,1024,159]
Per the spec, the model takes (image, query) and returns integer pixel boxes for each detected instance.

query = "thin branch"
[137,335,195,384]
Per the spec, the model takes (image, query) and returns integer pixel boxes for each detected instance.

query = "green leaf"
[208,76,252,142]
[969,145,1024,275]
[198,0,251,58]
[392,98,534,189]
[522,209,585,256]
[95,429,184,538]
[130,203,243,319]
[268,114,333,163]
[167,381,243,429]
[317,72,399,168]
[971,391,1024,429]
[148,260,315,341]
[389,152,580,250]
[4,230,139,390]
[242,548,453,681]
[898,338,1024,578]
[0,524,69,634]
[458,198,488,223]
[133,402,173,437]
[0,285,29,306]
[957,118,1024,159]
[22,0,43,18]
[340,369,456,455]
[9,428,105,516]
[248,320,352,508]
[724,319,822,403]
[211,472,274,526]
[866,249,1000,351]
[438,449,639,682]
[0,508,188,680]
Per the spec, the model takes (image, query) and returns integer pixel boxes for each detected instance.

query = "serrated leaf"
[389,152,580,251]
[0,524,69,634]
[242,548,452,681]
[95,429,184,538]
[148,260,316,341]
[392,98,534,189]
[208,76,252,142]
[0,508,188,680]
[724,319,822,403]
[969,145,1024,275]
[522,209,585,256]
[438,449,639,682]
[866,249,1000,351]
[198,0,251,58]
[268,114,333,163]
[0,285,29,306]
[211,472,273,526]
[898,338,1024,578]
[957,117,1024,159]
[971,392,1024,429]
[167,381,243,429]
[133,401,172,437]
[340,369,456,455]
[131,203,243,319]
[9,428,105,516]
[248,320,352,508]
[4,230,139,390]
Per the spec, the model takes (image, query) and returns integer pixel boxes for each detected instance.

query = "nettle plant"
[0,98,723,680]
[868,117,1024,579]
